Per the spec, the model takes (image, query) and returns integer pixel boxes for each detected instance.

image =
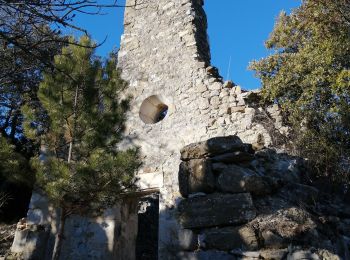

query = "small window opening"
[139,95,168,124]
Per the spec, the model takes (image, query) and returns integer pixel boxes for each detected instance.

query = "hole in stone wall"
[139,95,168,124]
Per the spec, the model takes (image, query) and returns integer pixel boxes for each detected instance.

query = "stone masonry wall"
[176,136,350,260]
[117,1,276,257]
[10,193,138,260]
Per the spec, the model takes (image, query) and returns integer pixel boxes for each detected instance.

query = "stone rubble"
[176,136,350,260]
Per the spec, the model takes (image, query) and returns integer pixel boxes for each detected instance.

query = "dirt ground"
[0,223,16,257]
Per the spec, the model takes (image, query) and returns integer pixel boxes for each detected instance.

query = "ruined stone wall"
[10,193,138,260]
[10,0,288,259]
[117,0,276,257]
[176,136,350,260]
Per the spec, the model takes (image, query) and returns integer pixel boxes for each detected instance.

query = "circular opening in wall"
[139,95,169,124]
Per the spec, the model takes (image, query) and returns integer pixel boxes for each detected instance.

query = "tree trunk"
[9,109,19,140]
[51,208,66,260]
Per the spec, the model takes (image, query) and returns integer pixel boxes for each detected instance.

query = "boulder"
[200,226,258,251]
[181,136,249,160]
[178,193,256,229]
[217,165,280,196]
[178,159,215,197]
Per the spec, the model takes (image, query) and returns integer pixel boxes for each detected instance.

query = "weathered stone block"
[178,250,236,260]
[280,183,319,205]
[206,66,219,76]
[210,96,220,108]
[287,250,320,260]
[178,193,256,229]
[180,136,246,160]
[200,226,258,251]
[256,151,301,183]
[211,151,254,164]
[11,226,50,260]
[260,249,288,260]
[231,106,245,113]
[212,162,227,173]
[179,159,215,197]
[178,229,198,251]
[230,250,260,258]
[223,80,234,89]
[217,165,279,196]
[234,86,242,95]
[250,206,320,250]
[261,230,285,249]
[208,82,222,91]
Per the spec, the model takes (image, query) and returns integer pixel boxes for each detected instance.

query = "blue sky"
[74,0,301,90]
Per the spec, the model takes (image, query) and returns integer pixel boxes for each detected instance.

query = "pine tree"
[23,36,140,260]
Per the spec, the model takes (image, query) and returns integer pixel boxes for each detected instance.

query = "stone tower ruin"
[117,0,273,258]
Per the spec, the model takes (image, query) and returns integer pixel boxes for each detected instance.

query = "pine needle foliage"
[0,135,33,187]
[250,0,350,185]
[23,35,140,260]
[24,35,140,214]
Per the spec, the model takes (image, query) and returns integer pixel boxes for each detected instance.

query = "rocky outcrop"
[176,136,350,260]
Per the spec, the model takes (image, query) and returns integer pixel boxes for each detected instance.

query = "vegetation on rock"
[250,0,350,185]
